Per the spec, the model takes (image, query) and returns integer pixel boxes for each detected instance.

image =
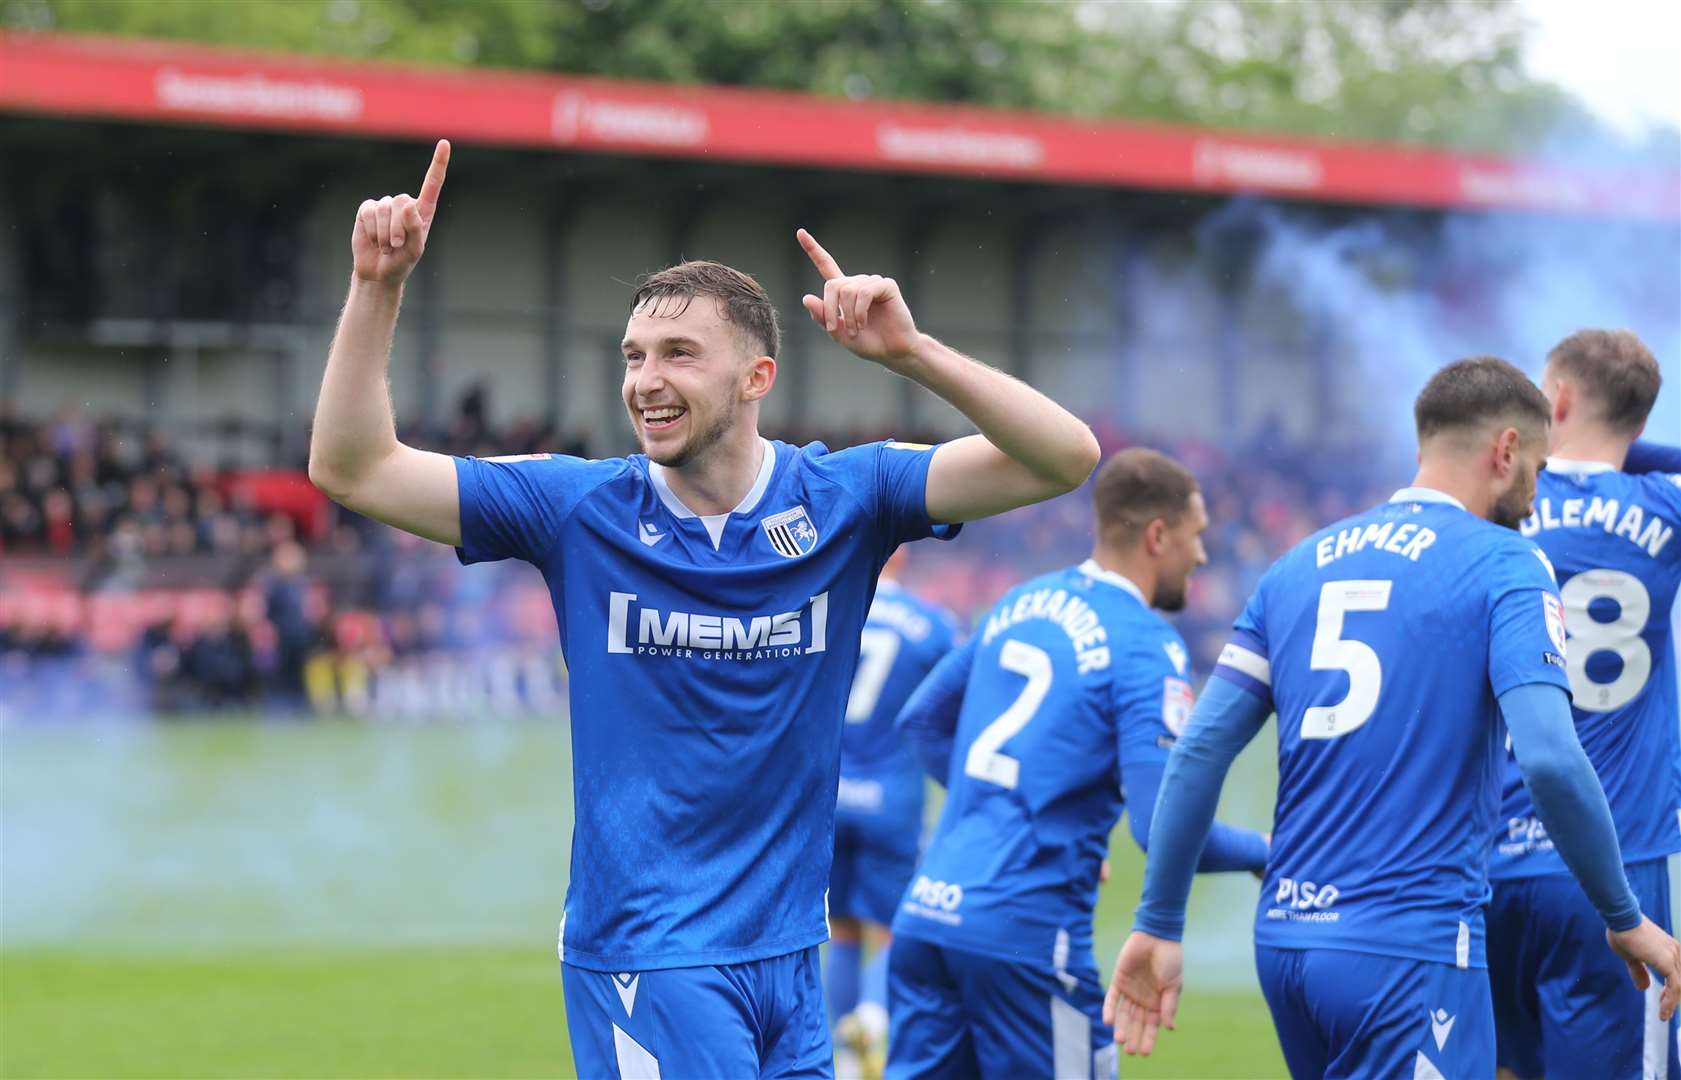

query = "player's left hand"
[797,229,922,368]
[1104,931,1183,1057]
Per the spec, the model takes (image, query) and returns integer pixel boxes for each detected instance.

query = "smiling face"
[620,294,771,468]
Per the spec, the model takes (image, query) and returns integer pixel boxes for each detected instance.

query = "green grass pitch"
[2,719,1287,1078]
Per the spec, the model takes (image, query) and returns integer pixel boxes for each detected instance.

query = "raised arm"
[796,230,1100,523]
[308,140,461,547]
[1624,440,1681,474]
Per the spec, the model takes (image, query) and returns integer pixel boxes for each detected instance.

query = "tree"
[4,0,1665,158]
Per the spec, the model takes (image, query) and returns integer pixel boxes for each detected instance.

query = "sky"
[1522,0,1681,138]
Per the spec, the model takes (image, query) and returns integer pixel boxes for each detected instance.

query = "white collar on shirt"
[1545,457,1618,476]
[1389,486,1467,511]
[647,438,777,549]
[1078,559,1147,605]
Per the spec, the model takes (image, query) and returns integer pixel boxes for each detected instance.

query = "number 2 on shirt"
[1302,579,1393,740]
[963,639,1054,789]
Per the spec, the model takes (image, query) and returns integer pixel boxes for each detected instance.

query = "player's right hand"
[1104,931,1183,1057]
[352,139,450,285]
[1608,916,1681,1020]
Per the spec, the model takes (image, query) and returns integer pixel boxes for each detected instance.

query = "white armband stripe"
[1217,643,1271,686]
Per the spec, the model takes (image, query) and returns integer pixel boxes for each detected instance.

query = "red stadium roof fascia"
[4,30,1677,221]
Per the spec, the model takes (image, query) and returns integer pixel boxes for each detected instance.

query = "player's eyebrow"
[621,334,705,354]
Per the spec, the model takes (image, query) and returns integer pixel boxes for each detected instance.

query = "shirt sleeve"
[1502,683,1641,931]
[895,635,978,785]
[1624,441,1681,475]
[1132,676,1272,941]
[1485,540,1573,698]
[1211,583,1273,708]
[874,441,963,547]
[1113,632,1195,775]
[453,453,604,566]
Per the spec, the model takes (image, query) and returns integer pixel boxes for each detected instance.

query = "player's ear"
[741,354,776,403]
[1551,378,1573,426]
[1144,518,1167,556]
[1493,426,1521,477]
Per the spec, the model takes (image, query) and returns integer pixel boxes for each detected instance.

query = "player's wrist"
[883,332,949,379]
[348,273,406,300]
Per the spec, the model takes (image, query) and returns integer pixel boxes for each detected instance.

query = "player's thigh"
[1487,879,1546,1080]
[1298,949,1493,1080]
[1254,945,1329,1080]
[885,937,977,1080]
[944,946,1115,1080]
[761,947,834,1080]
[561,962,758,1079]
[1532,863,1678,1080]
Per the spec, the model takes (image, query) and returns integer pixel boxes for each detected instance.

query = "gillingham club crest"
[762,505,819,558]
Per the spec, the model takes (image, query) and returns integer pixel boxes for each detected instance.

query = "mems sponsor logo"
[902,875,965,926]
[606,592,828,660]
[1266,876,1341,923]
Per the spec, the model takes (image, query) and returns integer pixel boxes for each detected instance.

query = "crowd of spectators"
[1,401,1393,721]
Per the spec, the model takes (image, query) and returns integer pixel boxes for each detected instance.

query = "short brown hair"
[1545,329,1662,435]
[630,261,781,358]
[1414,357,1550,444]
[1092,448,1199,543]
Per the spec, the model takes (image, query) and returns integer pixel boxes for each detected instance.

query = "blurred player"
[1489,330,1681,1080]
[307,141,1101,1077]
[885,448,1269,1080]
[1111,358,1681,1079]
[827,547,958,1075]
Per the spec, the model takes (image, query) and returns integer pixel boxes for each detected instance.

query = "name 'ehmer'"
[1315,520,1437,569]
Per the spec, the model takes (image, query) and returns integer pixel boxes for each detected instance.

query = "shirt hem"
[1252,932,1486,971]
[558,930,828,973]
[1489,846,1681,882]
[893,920,1089,967]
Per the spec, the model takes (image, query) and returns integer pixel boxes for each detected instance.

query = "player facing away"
[884,449,1270,1080]
[307,142,1101,1078]
[1489,330,1681,1080]
[1110,358,1681,1080]
[826,547,959,1070]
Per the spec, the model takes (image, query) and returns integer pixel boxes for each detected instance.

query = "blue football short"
[829,767,923,927]
[1255,944,1494,1079]
[1488,855,1678,1080]
[884,935,1116,1080]
[562,946,832,1078]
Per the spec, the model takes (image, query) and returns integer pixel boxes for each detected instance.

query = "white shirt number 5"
[963,639,1054,790]
[1302,579,1393,740]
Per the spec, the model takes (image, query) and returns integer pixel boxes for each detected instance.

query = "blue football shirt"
[1212,488,1570,969]
[892,561,1197,965]
[1491,462,1681,878]
[453,437,956,971]
[837,579,957,811]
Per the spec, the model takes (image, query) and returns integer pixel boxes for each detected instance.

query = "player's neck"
[1406,464,1491,520]
[1548,426,1631,470]
[660,428,767,516]
[1087,546,1155,606]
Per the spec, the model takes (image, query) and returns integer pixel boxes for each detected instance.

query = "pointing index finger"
[797,228,843,281]
[416,139,451,222]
